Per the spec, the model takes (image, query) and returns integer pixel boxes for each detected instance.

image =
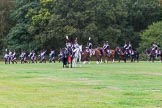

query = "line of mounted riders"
[3,36,162,66]
[60,36,140,68]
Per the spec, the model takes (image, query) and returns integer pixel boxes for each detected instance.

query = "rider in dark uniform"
[127,41,132,54]
[152,42,158,58]
[123,42,128,54]
[103,41,110,55]
[87,37,92,57]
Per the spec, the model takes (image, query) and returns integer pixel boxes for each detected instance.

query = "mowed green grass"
[0,61,162,108]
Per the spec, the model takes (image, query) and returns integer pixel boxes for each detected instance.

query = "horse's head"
[115,47,122,54]
[146,48,156,56]
[145,48,151,54]
[115,47,120,51]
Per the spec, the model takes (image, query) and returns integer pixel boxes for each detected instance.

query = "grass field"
[0,61,162,108]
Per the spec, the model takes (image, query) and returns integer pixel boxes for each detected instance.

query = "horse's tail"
[110,50,115,54]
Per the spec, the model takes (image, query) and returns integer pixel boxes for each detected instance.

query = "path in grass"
[0,62,162,108]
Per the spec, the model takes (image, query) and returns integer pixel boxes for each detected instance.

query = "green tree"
[0,0,15,53]
[139,21,162,52]
[6,0,162,53]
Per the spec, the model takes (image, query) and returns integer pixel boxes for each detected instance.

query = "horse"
[146,48,156,62]
[97,47,115,63]
[115,47,128,63]
[82,48,101,64]
[146,48,162,62]
[106,49,115,63]
[159,50,162,62]
[129,49,139,62]
[72,45,82,67]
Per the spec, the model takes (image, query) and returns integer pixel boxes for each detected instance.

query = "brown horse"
[107,49,115,63]
[115,47,127,63]
[82,48,101,64]
[97,47,115,63]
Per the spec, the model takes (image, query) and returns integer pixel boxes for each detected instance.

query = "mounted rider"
[87,37,93,57]
[127,41,132,54]
[152,42,158,57]
[103,41,110,55]
[73,37,79,48]
[123,41,133,55]
[65,35,73,56]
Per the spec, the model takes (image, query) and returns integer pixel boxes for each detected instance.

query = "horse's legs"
[124,55,127,63]
[130,55,133,62]
[71,58,73,68]
[152,56,155,62]
[149,55,151,62]
[118,55,121,63]
[8,58,11,64]
[118,57,120,63]
[14,60,17,64]
[96,56,100,64]
[72,58,75,67]
[5,58,7,64]
[112,56,115,63]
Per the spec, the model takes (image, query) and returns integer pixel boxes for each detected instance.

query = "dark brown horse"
[82,48,101,64]
[115,47,127,63]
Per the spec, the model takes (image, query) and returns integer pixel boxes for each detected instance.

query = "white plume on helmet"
[89,37,91,40]
[66,35,68,39]
[75,37,77,42]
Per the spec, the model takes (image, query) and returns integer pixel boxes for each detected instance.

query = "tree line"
[0,0,162,55]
